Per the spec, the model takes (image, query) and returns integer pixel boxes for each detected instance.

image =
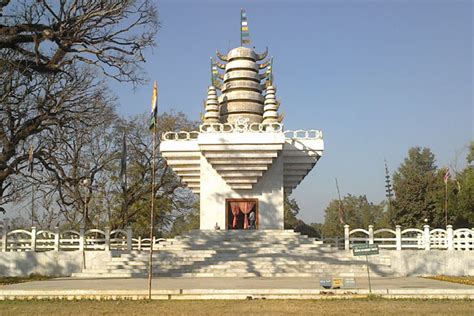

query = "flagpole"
[335,178,345,224]
[148,123,156,300]
[148,82,158,300]
[445,180,448,227]
[240,9,243,46]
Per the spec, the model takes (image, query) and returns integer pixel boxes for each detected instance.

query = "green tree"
[322,194,385,237]
[167,208,200,238]
[389,147,442,227]
[284,195,300,229]
[448,141,474,227]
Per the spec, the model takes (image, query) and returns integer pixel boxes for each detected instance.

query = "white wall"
[200,155,284,230]
[387,250,474,276]
[0,251,113,277]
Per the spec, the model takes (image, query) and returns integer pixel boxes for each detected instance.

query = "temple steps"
[72,230,395,279]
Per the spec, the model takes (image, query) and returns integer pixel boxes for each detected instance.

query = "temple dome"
[218,47,266,124]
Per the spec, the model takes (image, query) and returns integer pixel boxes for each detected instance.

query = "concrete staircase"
[72,230,394,278]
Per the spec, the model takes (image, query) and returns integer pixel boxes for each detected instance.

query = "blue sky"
[111,0,473,224]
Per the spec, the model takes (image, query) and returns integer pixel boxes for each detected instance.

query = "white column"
[368,225,374,244]
[395,225,402,250]
[1,224,7,252]
[54,226,60,252]
[79,225,85,251]
[30,226,37,252]
[127,226,133,251]
[423,225,430,250]
[104,227,110,251]
[446,225,454,250]
[344,224,350,250]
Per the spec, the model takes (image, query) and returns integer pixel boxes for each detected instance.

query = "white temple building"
[160,45,323,230]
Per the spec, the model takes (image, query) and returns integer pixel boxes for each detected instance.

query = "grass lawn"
[425,276,474,286]
[0,299,473,316]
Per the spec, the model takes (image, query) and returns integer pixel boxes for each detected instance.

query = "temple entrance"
[226,199,258,230]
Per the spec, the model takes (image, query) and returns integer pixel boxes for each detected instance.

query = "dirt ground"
[0,299,473,316]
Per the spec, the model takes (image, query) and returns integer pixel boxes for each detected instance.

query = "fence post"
[344,224,350,250]
[54,226,60,252]
[423,225,430,250]
[1,224,7,252]
[446,225,454,250]
[335,237,339,249]
[104,227,110,251]
[79,225,85,251]
[30,226,37,252]
[368,225,374,244]
[127,226,132,251]
[152,236,156,250]
[395,225,402,250]
[138,236,142,251]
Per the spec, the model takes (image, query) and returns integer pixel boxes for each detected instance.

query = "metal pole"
[445,181,448,227]
[148,124,157,300]
[366,255,372,294]
[31,185,35,226]
[82,190,87,270]
[335,178,344,224]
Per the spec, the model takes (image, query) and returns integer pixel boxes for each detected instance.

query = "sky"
[110,0,473,224]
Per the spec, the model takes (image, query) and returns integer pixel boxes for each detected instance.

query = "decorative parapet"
[162,126,322,142]
[200,122,283,133]
[162,131,199,141]
[284,130,323,140]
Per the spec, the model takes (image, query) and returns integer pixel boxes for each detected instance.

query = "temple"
[160,23,323,230]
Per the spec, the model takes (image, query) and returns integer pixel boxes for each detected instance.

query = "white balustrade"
[342,224,474,251]
[1,224,472,252]
[0,224,165,252]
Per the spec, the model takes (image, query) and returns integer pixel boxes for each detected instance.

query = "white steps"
[72,230,394,278]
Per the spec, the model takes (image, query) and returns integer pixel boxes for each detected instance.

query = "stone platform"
[72,230,393,278]
[1,277,473,300]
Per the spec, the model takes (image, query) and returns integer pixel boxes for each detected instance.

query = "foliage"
[447,142,474,227]
[167,204,200,238]
[282,196,320,238]
[389,147,442,227]
[388,145,474,228]
[283,195,299,229]
[322,195,385,238]
[424,276,474,286]
[0,274,52,286]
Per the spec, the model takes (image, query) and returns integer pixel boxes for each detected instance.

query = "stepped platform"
[72,230,394,278]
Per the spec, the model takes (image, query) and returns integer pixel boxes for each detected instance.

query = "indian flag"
[149,81,158,129]
[443,168,451,184]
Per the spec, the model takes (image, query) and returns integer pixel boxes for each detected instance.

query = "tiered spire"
[203,86,220,123]
[262,85,281,124]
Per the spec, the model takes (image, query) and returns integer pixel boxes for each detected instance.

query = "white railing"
[321,237,345,250]
[344,225,474,251]
[0,225,166,252]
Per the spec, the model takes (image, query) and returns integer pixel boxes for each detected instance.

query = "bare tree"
[0,0,158,84]
[36,98,117,227]
[0,0,158,208]
[0,63,114,205]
